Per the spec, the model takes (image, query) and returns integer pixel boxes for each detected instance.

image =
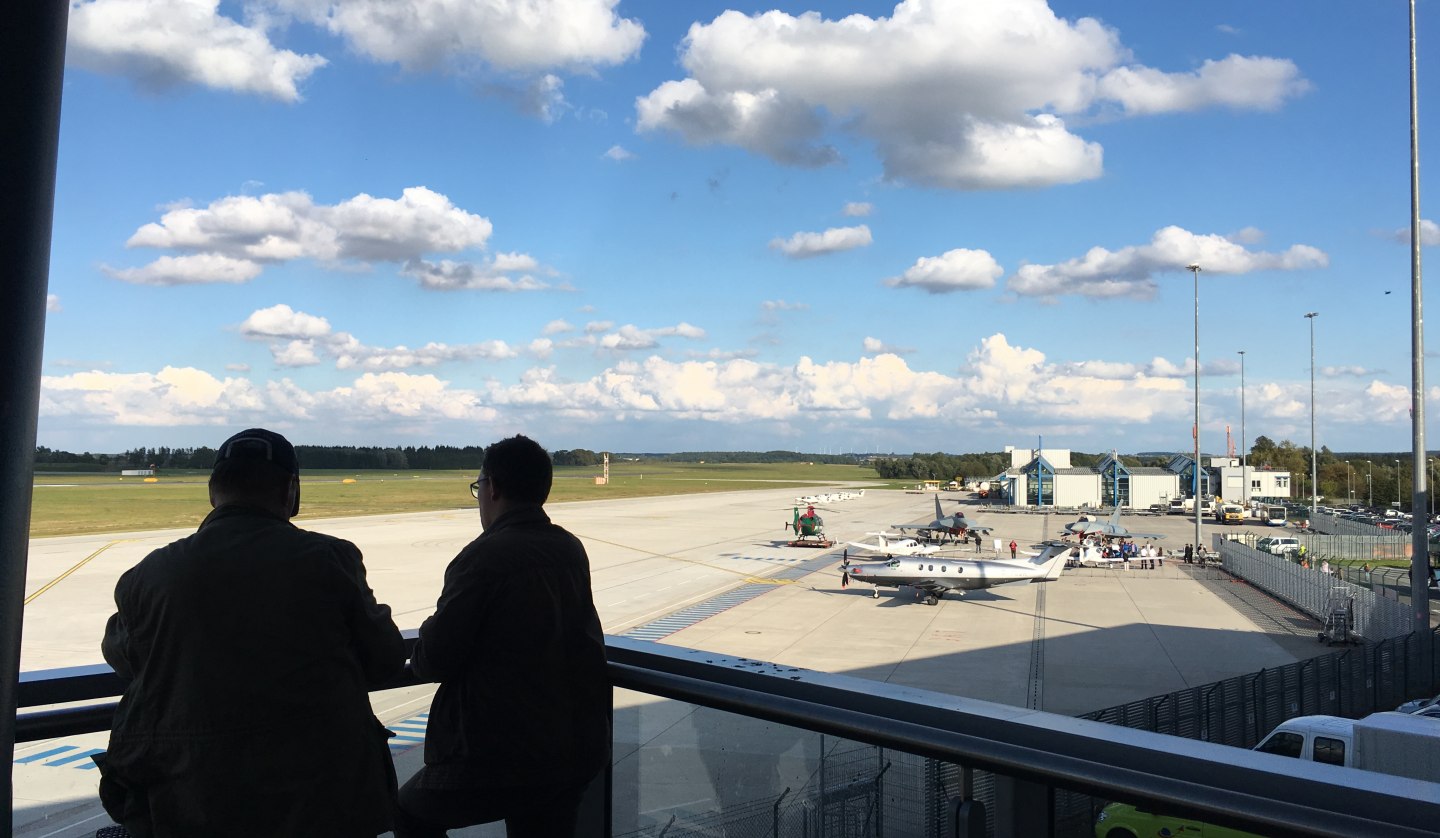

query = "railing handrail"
[16,634,1440,838]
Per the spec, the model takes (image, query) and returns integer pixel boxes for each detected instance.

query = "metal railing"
[15,635,1440,837]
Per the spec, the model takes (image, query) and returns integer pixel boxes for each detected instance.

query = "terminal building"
[992,446,1291,510]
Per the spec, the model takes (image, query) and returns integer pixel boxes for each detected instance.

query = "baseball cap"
[213,428,299,475]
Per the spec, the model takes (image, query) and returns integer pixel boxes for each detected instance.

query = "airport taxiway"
[14,487,1329,836]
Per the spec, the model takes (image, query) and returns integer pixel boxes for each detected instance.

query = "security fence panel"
[1218,541,1411,640]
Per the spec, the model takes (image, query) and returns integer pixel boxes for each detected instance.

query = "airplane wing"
[845,541,892,554]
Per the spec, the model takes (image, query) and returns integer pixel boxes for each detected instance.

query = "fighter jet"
[1063,506,1166,540]
[839,542,1069,606]
[891,496,992,543]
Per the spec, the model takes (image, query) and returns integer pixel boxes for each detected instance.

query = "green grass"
[29,462,887,537]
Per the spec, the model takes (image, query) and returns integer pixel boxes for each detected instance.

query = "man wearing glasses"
[396,435,609,837]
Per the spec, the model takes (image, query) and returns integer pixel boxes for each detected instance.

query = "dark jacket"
[410,505,609,790]
[99,504,405,838]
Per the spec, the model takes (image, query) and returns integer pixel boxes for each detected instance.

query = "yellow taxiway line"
[24,540,131,605]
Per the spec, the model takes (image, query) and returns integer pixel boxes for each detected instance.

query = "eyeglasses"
[469,476,488,498]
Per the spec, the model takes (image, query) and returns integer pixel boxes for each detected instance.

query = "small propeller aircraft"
[1063,506,1166,540]
[891,495,992,543]
[844,531,943,557]
[786,504,833,548]
[838,541,1069,605]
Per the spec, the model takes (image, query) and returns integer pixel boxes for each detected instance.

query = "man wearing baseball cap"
[96,428,405,837]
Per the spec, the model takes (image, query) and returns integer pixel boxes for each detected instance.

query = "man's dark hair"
[482,435,552,505]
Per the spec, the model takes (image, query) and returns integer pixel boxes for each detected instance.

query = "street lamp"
[1238,349,1247,509]
[1305,312,1318,517]
[1397,459,1402,511]
[1189,263,1203,554]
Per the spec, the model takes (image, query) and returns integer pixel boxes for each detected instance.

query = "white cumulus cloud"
[108,187,537,287]
[635,1,1305,190]
[770,225,872,259]
[240,304,332,339]
[276,0,644,74]
[68,0,327,101]
[842,202,874,217]
[1007,226,1328,301]
[885,248,1003,293]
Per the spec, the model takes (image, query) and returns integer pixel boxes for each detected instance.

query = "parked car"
[1095,802,1259,838]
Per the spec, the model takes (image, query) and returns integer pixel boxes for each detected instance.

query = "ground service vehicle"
[1216,503,1244,524]
[1252,712,1440,780]
[1255,536,1301,557]
[1266,505,1287,526]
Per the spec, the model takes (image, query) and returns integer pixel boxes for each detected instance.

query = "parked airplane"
[1068,540,1126,568]
[1063,506,1166,540]
[843,532,943,557]
[891,496,993,543]
[840,542,1069,605]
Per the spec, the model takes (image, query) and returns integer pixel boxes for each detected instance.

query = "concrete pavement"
[13,488,1326,836]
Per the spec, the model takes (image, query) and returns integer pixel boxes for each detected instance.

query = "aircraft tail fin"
[1029,543,1069,581]
[934,495,944,521]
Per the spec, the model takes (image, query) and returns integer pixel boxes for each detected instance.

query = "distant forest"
[32,445,860,472]
[35,442,1427,506]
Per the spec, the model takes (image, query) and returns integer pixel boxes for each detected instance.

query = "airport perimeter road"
[14,491,1327,836]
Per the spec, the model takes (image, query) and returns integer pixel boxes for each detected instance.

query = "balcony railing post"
[991,775,1049,838]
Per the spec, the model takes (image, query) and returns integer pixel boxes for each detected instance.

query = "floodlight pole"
[1238,349,1246,509]
[1407,0,1431,656]
[1305,312,1318,519]
[1189,263,1203,554]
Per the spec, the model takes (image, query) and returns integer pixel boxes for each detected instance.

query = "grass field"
[30,462,892,537]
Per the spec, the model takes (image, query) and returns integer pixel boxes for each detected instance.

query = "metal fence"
[1217,539,1413,640]
[614,739,990,838]
[1082,629,1438,749]
[1217,526,1412,563]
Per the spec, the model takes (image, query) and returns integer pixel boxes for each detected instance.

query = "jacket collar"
[483,504,550,534]
[201,503,293,528]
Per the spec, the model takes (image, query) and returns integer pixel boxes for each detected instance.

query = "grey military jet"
[891,495,993,543]
[1063,506,1165,540]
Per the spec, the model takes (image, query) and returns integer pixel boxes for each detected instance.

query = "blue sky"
[38,0,1440,456]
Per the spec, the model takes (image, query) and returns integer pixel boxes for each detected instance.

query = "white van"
[1255,536,1301,557]
[1252,712,1440,781]
[1252,715,1352,766]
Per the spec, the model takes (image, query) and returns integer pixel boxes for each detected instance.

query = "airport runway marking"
[387,712,428,754]
[12,744,103,770]
[24,540,133,605]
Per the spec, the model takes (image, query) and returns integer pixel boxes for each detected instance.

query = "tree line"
[32,445,852,472]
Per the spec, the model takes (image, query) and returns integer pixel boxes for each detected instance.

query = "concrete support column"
[0,0,69,825]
